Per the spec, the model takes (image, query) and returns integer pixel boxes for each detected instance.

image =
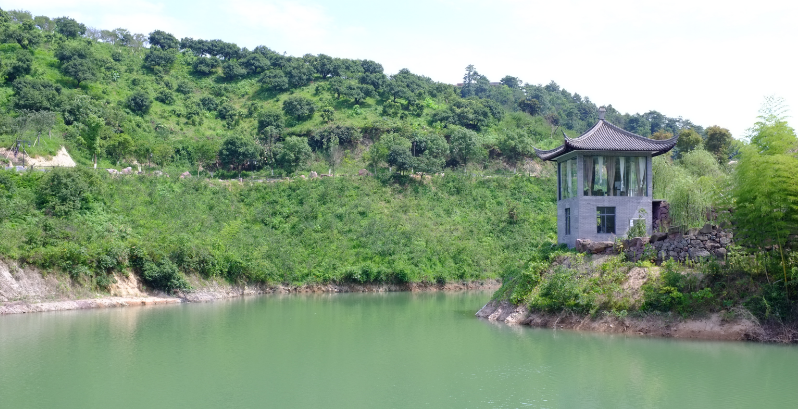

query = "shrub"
[126,91,152,116]
[155,88,175,105]
[142,259,190,292]
[282,95,316,120]
[36,168,101,217]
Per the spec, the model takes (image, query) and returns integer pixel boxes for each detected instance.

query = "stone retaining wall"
[576,223,732,264]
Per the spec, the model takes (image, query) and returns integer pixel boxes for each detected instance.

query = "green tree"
[104,133,134,164]
[500,75,521,89]
[219,134,262,177]
[276,136,312,175]
[257,109,285,133]
[12,78,60,111]
[284,59,315,88]
[5,49,33,82]
[222,60,247,80]
[497,129,532,173]
[192,57,220,75]
[517,98,541,116]
[733,98,798,282]
[61,58,97,86]
[259,70,289,91]
[704,125,733,163]
[54,41,92,63]
[126,91,152,116]
[651,130,673,141]
[240,53,270,74]
[387,144,414,174]
[148,29,179,50]
[53,17,86,38]
[676,128,703,157]
[449,127,479,172]
[342,83,374,104]
[36,167,101,217]
[143,48,176,69]
[282,95,316,120]
[5,20,42,49]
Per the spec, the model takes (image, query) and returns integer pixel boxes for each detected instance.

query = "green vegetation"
[0,168,555,292]
[0,7,720,178]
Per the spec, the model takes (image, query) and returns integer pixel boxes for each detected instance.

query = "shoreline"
[476,300,798,344]
[0,278,502,315]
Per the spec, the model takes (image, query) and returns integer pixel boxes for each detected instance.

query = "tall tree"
[704,125,733,163]
[54,17,86,38]
[219,135,262,178]
[148,30,179,50]
[676,128,703,157]
[732,97,798,296]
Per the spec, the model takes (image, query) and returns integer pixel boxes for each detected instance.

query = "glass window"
[597,207,615,234]
[565,208,571,235]
[559,158,578,200]
[583,156,647,196]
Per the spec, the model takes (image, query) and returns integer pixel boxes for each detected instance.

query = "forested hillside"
[0,9,735,176]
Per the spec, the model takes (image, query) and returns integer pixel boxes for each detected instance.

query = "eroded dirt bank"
[476,300,797,344]
[0,259,500,315]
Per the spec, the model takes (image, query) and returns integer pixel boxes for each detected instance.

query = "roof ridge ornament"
[598,106,606,120]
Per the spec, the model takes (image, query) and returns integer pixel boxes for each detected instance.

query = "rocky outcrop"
[476,300,788,342]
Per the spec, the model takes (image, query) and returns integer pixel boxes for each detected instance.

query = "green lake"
[1,291,796,408]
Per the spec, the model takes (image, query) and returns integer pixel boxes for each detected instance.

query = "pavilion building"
[533,107,678,247]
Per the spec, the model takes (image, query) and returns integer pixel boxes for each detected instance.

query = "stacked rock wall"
[576,223,733,265]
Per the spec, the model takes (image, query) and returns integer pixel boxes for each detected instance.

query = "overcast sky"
[7,0,799,138]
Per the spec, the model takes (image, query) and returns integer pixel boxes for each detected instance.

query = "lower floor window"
[565,208,571,235]
[597,207,615,234]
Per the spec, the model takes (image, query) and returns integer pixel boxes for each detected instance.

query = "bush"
[282,95,316,120]
[36,168,101,217]
[155,88,175,105]
[126,91,152,116]
[142,258,190,292]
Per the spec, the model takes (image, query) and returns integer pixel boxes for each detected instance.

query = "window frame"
[565,208,571,235]
[596,206,616,234]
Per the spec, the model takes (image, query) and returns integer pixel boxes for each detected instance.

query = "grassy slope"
[0,168,557,290]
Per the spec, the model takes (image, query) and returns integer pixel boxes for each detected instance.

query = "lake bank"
[0,259,500,315]
[476,299,797,344]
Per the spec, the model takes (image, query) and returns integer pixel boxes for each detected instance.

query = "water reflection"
[1,291,796,409]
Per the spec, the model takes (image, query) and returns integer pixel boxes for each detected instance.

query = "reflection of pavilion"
[534,108,677,247]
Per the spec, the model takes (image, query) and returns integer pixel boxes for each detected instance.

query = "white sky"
[7,0,799,138]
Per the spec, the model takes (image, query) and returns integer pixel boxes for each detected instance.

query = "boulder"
[358,168,373,176]
[624,237,643,250]
[299,174,307,179]
[121,167,132,175]
[180,171,192,179]
[588,241,614,254]
[714,248,728,259]
[106,169,118,175]
[699,223,713,234]
[309,171,318,178]
[575,239,591,253]
[650,232,668,243]
[689,248,712,259]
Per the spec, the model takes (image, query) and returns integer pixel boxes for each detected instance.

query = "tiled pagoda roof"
[533,120,678,161]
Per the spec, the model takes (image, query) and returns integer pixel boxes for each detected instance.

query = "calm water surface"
[0,291,796,408]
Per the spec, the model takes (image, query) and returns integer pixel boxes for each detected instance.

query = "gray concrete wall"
[556,152,653,247]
